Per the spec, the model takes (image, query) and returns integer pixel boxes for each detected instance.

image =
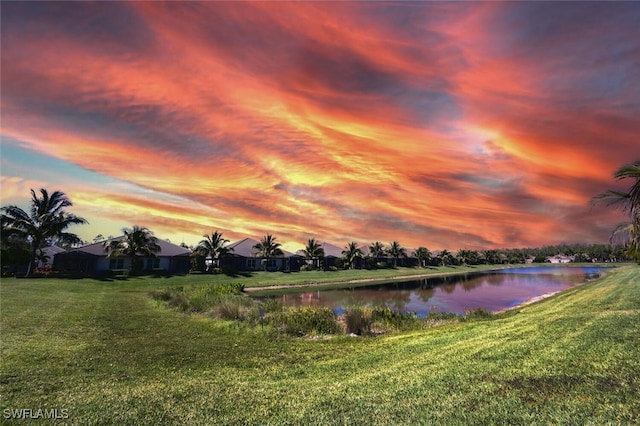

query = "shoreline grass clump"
[343,306,461,335]
[344,306,374,335]
[273,306,342,336]
[209,296,254,322]
[462,306,494,320]
[150,282,245,312]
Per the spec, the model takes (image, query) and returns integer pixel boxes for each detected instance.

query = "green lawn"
[1,265,638,424]
[200,264,503,288]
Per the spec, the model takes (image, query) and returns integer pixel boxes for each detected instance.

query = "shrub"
[150,287,190,310]
[371,306,417,331]
[150,283,245,312]
[422,311,460,327]
[463,307,493,320]
[211,296,253,321]
[259,297,281,314]
[213,299,241,320]
[274,307,341,336]
[150,288,173,301]
[35,265,54,276]
[169,292,192,312]
[187,290,213,312]
[343,306,458,335]
[365,258,378,270]
[190,254,206,272]
[344,306,374,335]
[213,282,245,294]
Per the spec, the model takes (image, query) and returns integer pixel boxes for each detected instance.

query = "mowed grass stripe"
[1,266,638,424]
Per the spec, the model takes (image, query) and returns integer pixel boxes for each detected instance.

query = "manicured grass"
[1,265,638,424]
[35,264,524,292]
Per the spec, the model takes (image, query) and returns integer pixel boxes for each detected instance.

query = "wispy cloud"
[2,1,639,249]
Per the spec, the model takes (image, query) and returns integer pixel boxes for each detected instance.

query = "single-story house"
[39,246,66,268]
[53,237,191,275]
[220,238,304,272]
[319,242,348,269]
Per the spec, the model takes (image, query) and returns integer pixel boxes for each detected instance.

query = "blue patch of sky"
[1,138,222,210]
[400,88,462,129]
[453,173,517,192]
[1,139,135,191]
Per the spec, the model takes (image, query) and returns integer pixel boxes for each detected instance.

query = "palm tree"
[456,249,479,266]
[413,247,431,267]
[438,249,453,266]
[386,241,407,267]
[253,234,283,271]
[609,222,639,261]
[593,161,640,261]
[302,238,324,270]
[105,226,161,274]
[369,241,385,263]
[1,188,87,276]
[483,249,501,265]
[197,231,232,272]
[342,242,364,269]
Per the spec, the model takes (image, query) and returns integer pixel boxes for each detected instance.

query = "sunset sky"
[1,1,639,252]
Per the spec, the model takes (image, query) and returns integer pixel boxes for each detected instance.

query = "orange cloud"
[2,2,638,250]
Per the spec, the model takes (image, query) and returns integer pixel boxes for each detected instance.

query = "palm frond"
[613,161,640,180]
[591,190,629,207]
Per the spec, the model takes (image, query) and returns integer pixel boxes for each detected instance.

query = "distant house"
[319,242,347,269]
[53,237,191,275]
[220,238,304,272]
[547,255,574,264]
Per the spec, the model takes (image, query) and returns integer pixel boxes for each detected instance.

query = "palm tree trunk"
[27,247,37,277]
[26,238,41,277]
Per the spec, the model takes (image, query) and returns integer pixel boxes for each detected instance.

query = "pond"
[254,266,611,315]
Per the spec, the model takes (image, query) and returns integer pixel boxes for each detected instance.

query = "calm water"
[258,266,610,315]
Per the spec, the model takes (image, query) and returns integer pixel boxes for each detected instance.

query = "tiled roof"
[226,238,261,258]
[42,246,66,257]
[227,238,297,257]
[63,237,190,257]
[321,242,345,258]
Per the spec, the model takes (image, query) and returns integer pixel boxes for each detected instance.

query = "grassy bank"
[1,265,638,424]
